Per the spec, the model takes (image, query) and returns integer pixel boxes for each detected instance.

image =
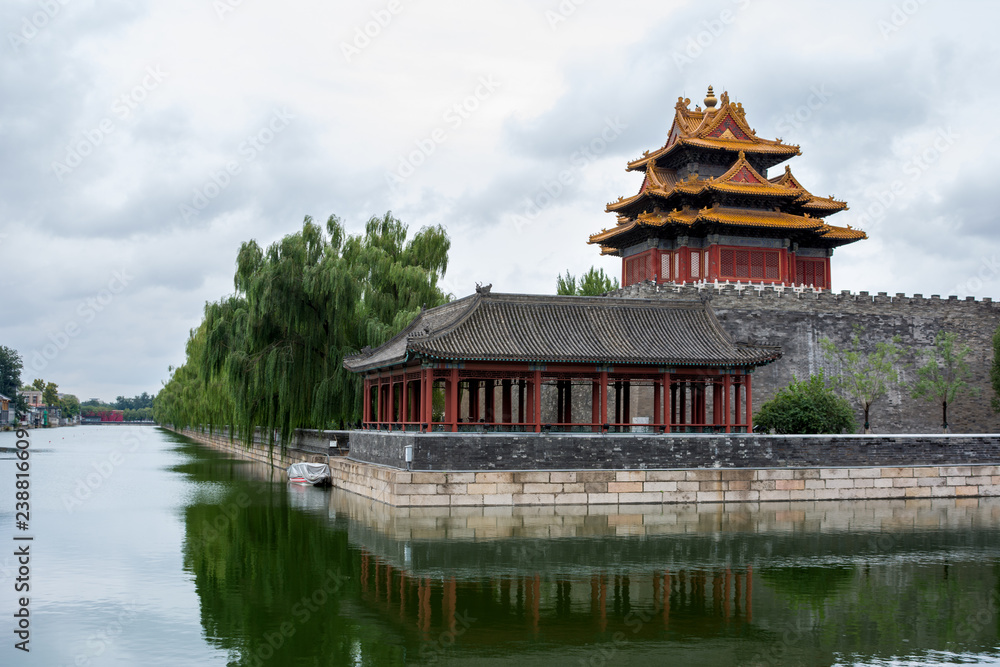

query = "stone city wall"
[613,282,1000,433]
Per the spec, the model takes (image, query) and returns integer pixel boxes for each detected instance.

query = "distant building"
[0,393,11,426]
[20,390,43,408]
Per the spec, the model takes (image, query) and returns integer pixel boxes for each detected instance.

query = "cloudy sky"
[1,0,997,401]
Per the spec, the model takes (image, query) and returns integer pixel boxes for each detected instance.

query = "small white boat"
[287,462,332,487]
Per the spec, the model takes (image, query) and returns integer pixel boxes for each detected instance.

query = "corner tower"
[589,86,866,289]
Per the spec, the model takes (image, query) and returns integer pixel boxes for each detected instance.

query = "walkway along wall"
[614,282,1000,433]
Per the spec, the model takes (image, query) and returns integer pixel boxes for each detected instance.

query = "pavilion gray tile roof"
[344,292,781,372]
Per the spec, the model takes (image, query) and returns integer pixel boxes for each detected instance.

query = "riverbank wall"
[171,425,1000,507]
[171,425,348,468]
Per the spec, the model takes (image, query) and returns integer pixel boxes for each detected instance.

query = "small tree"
[42,382,59,407]
[557,267,619,296]
[911,331,976,432]
[755,372,857,434]
[821,326,906,433]
[31,378,44,391]
[60,394,81,419]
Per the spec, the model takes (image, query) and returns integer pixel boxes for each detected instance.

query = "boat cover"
[287,462,331,486]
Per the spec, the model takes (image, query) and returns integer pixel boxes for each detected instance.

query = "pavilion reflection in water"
[294,487,1000,658]
[358,552,753,640]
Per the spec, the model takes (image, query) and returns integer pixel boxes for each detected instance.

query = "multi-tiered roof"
[589,87,866,254]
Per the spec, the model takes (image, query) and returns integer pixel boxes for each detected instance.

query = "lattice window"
[674,253,679,279]
[690,250,700,278]
[720,248,780,282]
[795,259,828,288]
[721,249,734,276]
[661,253,670,282]
[749,251,764,279]
[734,250,749,277]
[704,252,709,278]
[645,253,654,282]
[765,252,780,280]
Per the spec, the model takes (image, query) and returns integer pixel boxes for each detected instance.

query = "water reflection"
[173,434,1000,666]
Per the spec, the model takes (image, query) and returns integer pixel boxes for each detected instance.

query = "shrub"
[755,371,857,434]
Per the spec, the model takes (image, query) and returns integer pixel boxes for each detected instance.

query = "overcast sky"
[1,0,997,401]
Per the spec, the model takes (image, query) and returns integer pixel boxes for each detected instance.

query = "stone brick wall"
[173,426,327,468]
[327,460,1000,507]
[613,282,1000,433]
[349,431,1000,471]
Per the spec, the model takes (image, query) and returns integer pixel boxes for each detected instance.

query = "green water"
[2,426,1000,666]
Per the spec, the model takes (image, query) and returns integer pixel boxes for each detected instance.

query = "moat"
[2,425,1000,666]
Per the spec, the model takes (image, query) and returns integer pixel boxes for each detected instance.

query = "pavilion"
[590,86,867,290]
[344,287,780,434]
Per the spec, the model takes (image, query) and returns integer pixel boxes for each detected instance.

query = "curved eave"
[818,226,867,242]
[411,349,782,369]
[627,139,800,172]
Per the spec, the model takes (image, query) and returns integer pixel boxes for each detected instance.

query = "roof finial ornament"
[704,85,718,110]
[475,282,492,296]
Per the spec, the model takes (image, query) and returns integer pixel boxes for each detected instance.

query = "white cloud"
[2,0,999,399]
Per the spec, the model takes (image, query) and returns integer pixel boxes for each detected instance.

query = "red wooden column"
[448,368,459,432]
[724,374,732,433]
[401,379,409,425]
[423,369,433,432]
[501,379,512,424]
[599,370,608,430]
[526,377,535,425]
[679,382,687,426]
[713,378,723,430]
[653,377,661,432]
[518,380,526,424]
[467,379,478,422]
[485,381,495,423]
[363,378,369,426]
[697,382,707,428]
[533,370,542,433]
[591,378,600,433]
[623,381,631,425]
[745,373,753,431]
[563,381,572,426]
[376,378,383,427]
[664,371,672,433]
[734,376,742,431]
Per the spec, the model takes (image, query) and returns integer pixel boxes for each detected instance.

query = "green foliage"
[911,331,976,431]
[820,326,906,432]
[992,326,1000,414]
[122,407,154,421]
[59,394,81,418]
[30,378,44,391]
[760,566,855,609]
[755,371,857,434]
[155,212,450,446]
[0,346,23,403]
[556,266,619,296]
[116,392,154,410]
[42,381,59,407]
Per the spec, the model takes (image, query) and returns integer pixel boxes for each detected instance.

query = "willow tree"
[556,266,619,296]
[176,212,449,447]
[154,322,233,430]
